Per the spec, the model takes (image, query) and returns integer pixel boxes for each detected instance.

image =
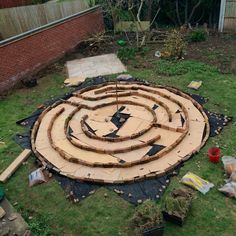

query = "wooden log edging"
[30,80,210,183]
[74,89,173,122]
[71,100,157,142]
[45,104,161,167]
[52,100,189,168]
[32,83,192,168]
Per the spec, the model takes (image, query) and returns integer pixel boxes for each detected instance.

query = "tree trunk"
[146,0,154,21]
[184,0,188,24]
[188,0,202,24]
[176,0,182,25]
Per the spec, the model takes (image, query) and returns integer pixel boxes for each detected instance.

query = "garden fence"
[224,0,236,31]
[0,0,89,39]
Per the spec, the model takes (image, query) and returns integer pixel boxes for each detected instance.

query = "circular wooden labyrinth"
[32,81,210,183]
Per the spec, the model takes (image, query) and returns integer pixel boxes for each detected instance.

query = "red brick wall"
[0,7,104,94]
[0,0,32,9]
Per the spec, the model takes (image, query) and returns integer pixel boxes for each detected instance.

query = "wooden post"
[219,0,226,32]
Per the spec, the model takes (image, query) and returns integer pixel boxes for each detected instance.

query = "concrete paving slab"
[66,54,127,78]
[0,198,31,236]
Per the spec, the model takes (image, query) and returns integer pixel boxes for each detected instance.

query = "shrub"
[117,47,138,62]
[163,29,186,59]
[117,47,150,62]
[190,28,208,42]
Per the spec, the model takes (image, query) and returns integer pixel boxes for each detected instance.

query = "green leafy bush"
[117,47,150,62]
[117,47,138,62]
[190,29,208,42]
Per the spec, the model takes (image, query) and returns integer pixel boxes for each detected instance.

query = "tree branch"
[195,9,205,24]
[137,0,145,23]
[184,0,188,24]
[150,0,161,27]
[150,7,161,27]
[188,0,202,23]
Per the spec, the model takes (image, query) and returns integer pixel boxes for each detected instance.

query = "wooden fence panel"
[224,0,236,31]
[0,0,89,39]
[225,0,236,17]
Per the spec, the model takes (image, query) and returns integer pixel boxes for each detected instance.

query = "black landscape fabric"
[54,168,180,205]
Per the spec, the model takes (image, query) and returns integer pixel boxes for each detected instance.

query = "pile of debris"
[219,156,236,198]
[0,187,31,236]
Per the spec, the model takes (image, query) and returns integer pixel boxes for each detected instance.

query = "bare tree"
[104,0,161,47]
[128,0,161,47]
[104,0,126,33]
[146,0,154,21]
[163,0,203,26]
[187,0,202,24]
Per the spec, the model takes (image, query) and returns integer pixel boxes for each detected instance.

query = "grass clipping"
[163,187,194,224]
[130,200,163,235]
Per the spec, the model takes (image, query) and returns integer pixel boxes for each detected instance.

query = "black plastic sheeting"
[54,168,181,205]
[204,109,232,137]
[189,93,208,105]
[14,77,232,204]
[84,121,97,135]
[110,111,131,129]
[16,109,43,129]
[146,144,166,156]
[15,133,31,150]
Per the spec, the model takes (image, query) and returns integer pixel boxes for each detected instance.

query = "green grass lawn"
[0,56,236,235]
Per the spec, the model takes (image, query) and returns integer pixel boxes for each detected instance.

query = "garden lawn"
[0,57,236,236]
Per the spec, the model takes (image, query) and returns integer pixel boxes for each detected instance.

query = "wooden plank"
[115,21,150,32]
[0,149,32,183]
[224,18,236,31]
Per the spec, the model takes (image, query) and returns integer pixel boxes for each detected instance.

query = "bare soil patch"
[186,34,236,74]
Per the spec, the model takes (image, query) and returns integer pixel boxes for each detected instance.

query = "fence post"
[218,0,226,32]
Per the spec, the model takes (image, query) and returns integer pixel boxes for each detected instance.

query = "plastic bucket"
[208,147,221,163]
